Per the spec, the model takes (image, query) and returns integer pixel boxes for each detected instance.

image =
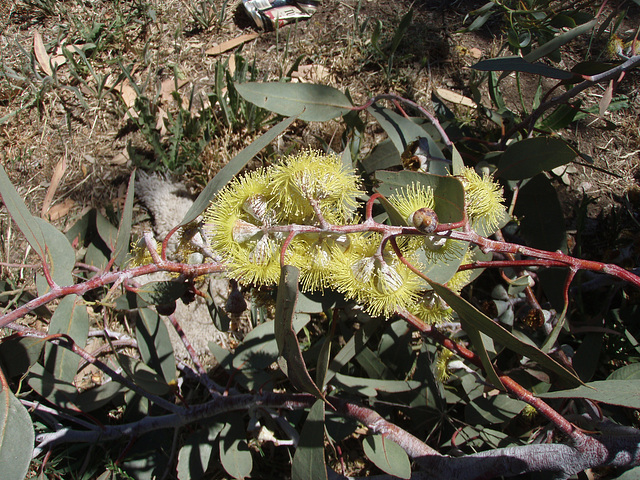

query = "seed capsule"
[409,208,439,233]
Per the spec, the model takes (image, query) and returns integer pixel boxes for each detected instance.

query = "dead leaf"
[47,198,76,221]
[34,31,53,76]
[469,47,482,59]
[599,79,614,116]
[110,149,130,165]
[291,64,331,84]
[41,155,67,217]
[435,88,476,108]
[159,78,189,104]
[114,81,138,108]
[156,106,168,136]
[205,33,259,55]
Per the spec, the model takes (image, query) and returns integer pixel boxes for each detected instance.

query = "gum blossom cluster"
[203,150,506,322]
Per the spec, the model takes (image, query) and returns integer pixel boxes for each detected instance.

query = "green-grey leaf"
[0,378,35,480]
[177,421,224,480]
[220,413,253,480]
[496,137,577,180]
[331,373,421,397]
[275,266,327,401]
[95,211,118,252]
[363,434,411,479]
[180,115,297,225]
[538,380,640,408]
[44,294,89,384]
[235,82,352,122]
[523,19,597,63]
[33,217,75,295]
[361,139,401,174]
[119,355,171,396]
[472,56,573,80]
[292,399,327,480]
[113,170,136,267]
[514,174,567,253]
[0,164,47,260]
[428,281,582,388]
[27,363,77,407]
[607,364,640,381]
[368,107,444,162]
[136,307,176,384]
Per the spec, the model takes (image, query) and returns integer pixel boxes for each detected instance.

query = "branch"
[503,54,640,143]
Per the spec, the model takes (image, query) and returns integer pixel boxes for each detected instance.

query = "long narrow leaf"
[428,280,582,388]
[180,115,297,225]
[292,399,327,480]
[274,266,327,402]
[113,170,136,268]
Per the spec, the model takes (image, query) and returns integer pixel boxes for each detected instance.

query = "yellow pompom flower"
[204,169,284,286]
[128,234,160,267]
[387,182,435,225]
[268,150,363,224]
[435,348,454,382]
[446,248,475,292]
[331,233,423,317]
[459,167,505,234]
[409,290,453,325]
[288,234,349,292]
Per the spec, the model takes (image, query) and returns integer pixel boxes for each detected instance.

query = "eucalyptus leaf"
[135,280,188,306]
[497,137,577,180]
[44,294,89,384]
[368,107,444,164]
[275,266,327,401]
[135,307,177,384]
[538,380,640,408]
[113,170,136,267]
[33,217,75,295]
[363,434,411,479]
[607,364,640,381]
[332,373,421,397]
[292,399,327,480]
[514,174,567,252]
[95,211,118,252]
[220,413,253,480]
[427,281,582,388]
[472,56,573,80]
[0,377,35,480]
[523,19,597,63]
[177,420,224,480]
[180,115,297,225]
[235,82,352,122]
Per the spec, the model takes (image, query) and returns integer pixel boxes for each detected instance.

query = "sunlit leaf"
[538,380,640,408]
[180,115,297,225]
[113,170,136,267]
[44,294,89,384]
[275,266,327,401]
[235,82,352,121]
[363,434,411,479]
[0,372,35,480]
[33,217,75,295]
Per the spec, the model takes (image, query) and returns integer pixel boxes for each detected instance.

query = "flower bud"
[409,208,438,233]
